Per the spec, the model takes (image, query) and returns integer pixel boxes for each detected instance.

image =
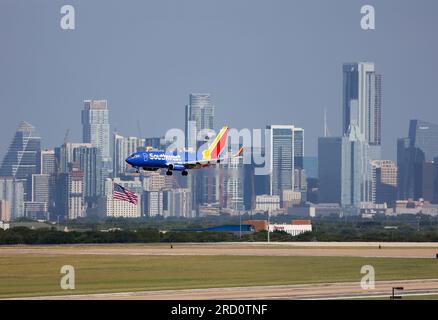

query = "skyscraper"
[185,94,215,212]
[72,145,103,201]
[0,178,24,220]
[223,157,244,212]
[397,120,438,200]
[0,200,10,222]
[164,188,193,218]
[54,143,103,214]
[371,160,397,207]
[37,150,56,175]
[0,121,41,201]
[113,133,145,177]
[55,143,93,174]
[318,124,371,210]
[267,125,304,200]
[343,62,382,159]
[32,174,50,204]
[185,93,214,150]
[82,100,111,174]
[55,163,86,220]
[318,137,347,205]
[36,149,56,215]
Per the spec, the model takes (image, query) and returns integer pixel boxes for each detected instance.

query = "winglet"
[235,146,244,157]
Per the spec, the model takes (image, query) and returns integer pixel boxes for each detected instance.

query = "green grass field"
[1,254,438,298]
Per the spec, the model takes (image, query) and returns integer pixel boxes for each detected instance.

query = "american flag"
[113,183,138,205]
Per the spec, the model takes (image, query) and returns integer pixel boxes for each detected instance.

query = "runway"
[1,242,438,259]
[17,279,438,300]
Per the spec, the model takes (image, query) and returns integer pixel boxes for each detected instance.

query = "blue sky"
[1,0,437,159]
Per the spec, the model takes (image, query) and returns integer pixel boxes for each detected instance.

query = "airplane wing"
[182,147,244,170]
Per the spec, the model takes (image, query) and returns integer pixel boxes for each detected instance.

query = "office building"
[223,157,245,212]
[55,143,93,174]
[184,93,216,211]
[24,201,47,220]
[37,149,56,175]
[267,125,304,200]
[371,160,397,207]
[303,156,318,179]
[55,143,104,210]
[0,177,24,220]
[82,100,112,180]
[113,133,145,177]
[82,100,110,158]
[32,174,50,204]
[72,145,103,200]
[397,120,438,200]
[142,190,164,217]
[0,121,41,201]
[30,174,51,219]
[103,195,141,218]
[294,168,307,202]
[142,172,166,191]
[343,62,382,159]
[144,137,161,150]
[318,124,371,210]
[255,195,280,212]
[282,189,302,209]
[55,163,86,220]
[185,93,214,150]
[318,137,346,204]
[164,188,193,218]
[0,200,10,222]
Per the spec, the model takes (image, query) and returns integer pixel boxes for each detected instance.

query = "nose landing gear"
[182,170,188,176]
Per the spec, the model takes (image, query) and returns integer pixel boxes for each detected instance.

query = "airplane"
[125,126,244,176]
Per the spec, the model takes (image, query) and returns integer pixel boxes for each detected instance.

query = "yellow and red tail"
[202,126,229,160]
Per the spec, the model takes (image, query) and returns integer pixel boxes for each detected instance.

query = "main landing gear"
[166,170,173,176]
[181,170,188,176]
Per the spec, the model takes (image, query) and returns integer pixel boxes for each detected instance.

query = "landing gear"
[182,170,188,176]
[166,170,173,176]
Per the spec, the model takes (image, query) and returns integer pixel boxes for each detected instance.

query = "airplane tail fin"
[202,126,229,160]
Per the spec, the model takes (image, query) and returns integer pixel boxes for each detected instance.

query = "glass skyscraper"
[185,94,216,212]
[397,119,438,200]
[72,145,103,200]
[82,100,111,170]
[113,133,145,177]
[343,62,382,159]
[318,124,371,211]
[267,125,304,199]
[0,121,41,201]
[0,177,24,220]
[185,93,214,150]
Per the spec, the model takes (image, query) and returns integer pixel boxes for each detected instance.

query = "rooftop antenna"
[323,108,330,137]
[63,128,70,145]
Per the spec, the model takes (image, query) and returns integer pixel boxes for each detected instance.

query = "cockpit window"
[130,153,140,158]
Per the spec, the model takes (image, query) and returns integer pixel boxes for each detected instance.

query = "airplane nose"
[125,156,132,165]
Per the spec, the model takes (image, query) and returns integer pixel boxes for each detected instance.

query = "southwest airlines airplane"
[125,126,243,176]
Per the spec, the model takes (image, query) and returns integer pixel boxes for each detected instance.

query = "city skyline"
[1,1,438,161]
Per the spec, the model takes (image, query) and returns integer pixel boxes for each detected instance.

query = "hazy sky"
[1,0,437,159]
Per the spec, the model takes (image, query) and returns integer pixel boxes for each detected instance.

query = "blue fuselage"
[125,150,204,171]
